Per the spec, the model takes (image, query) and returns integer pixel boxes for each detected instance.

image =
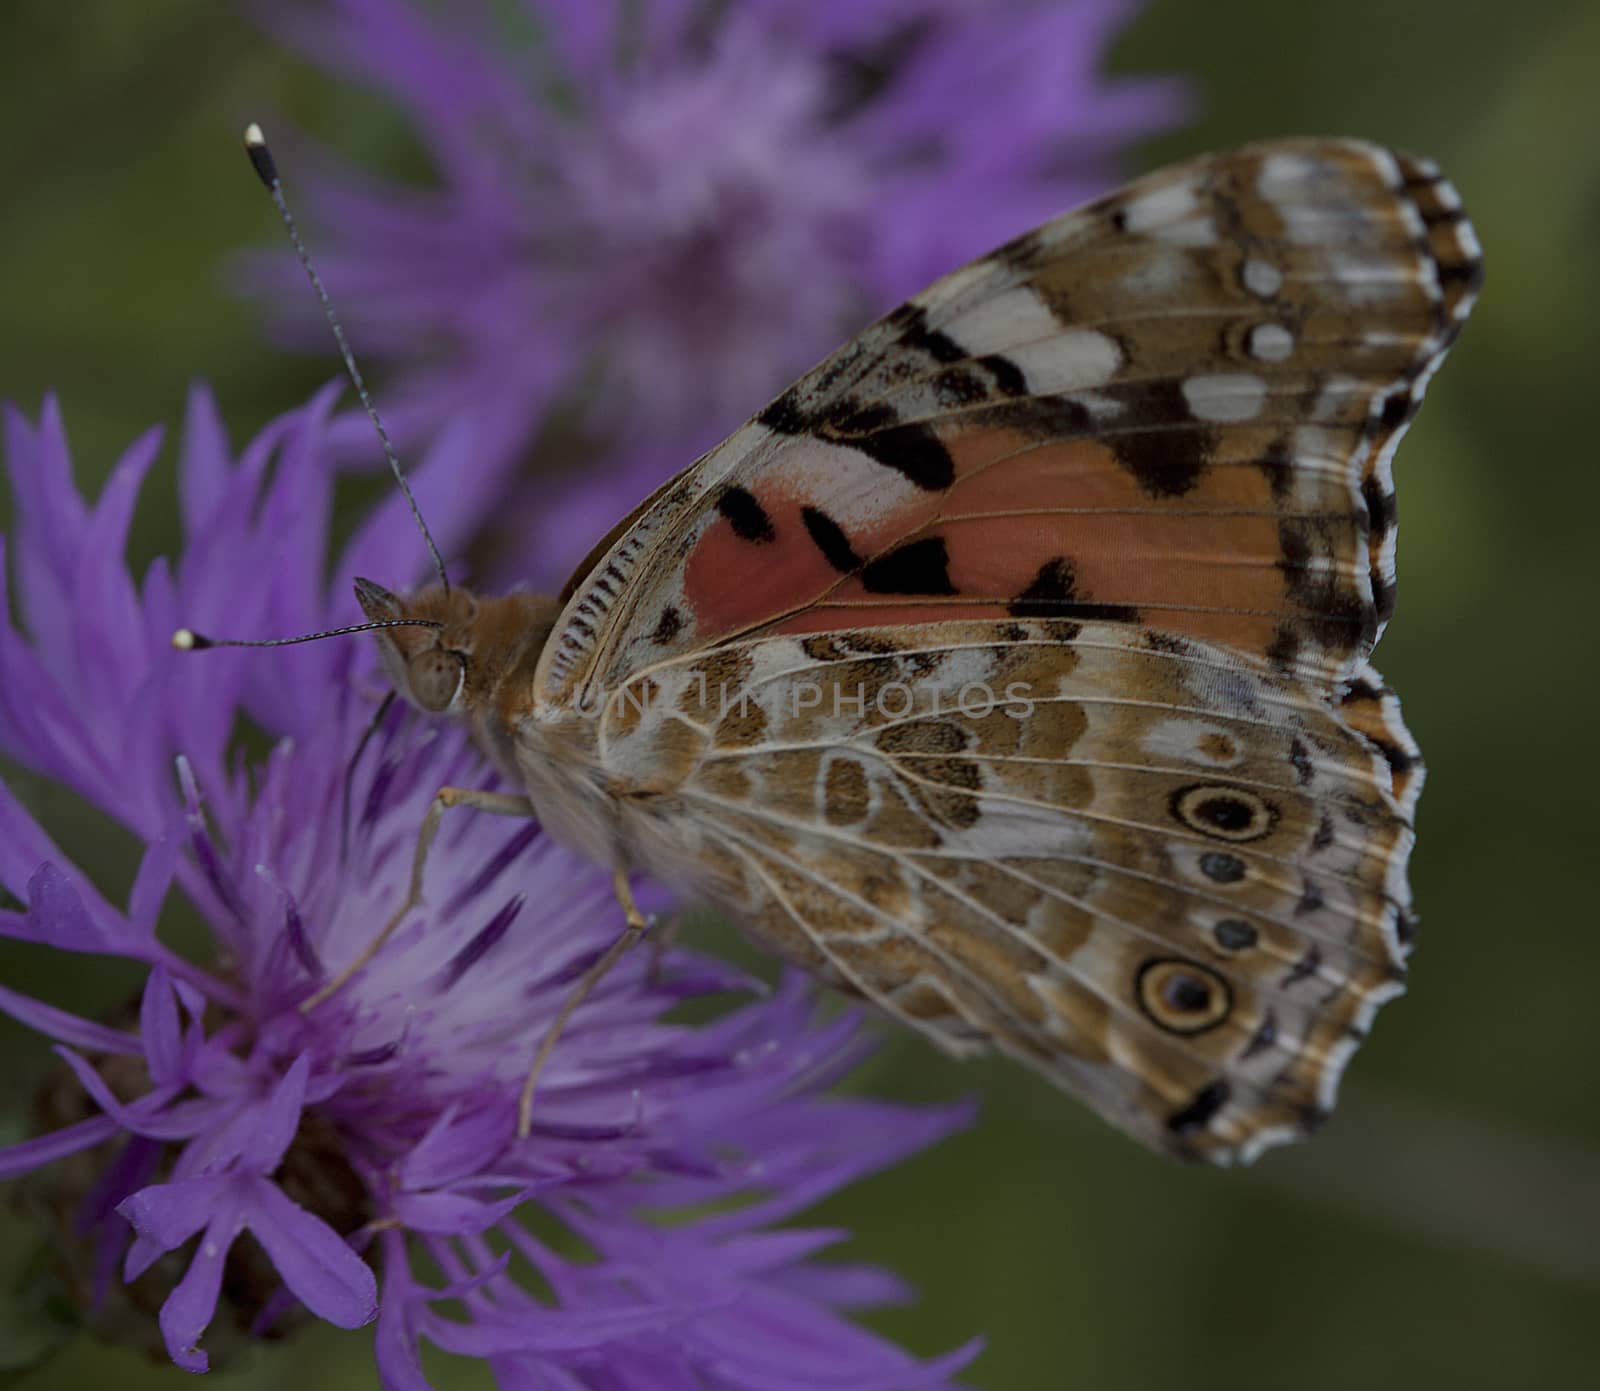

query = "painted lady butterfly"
[232,136,1484,1163]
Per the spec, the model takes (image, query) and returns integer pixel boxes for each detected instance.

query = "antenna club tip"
[171,627,210,651]
[243,122,279,190]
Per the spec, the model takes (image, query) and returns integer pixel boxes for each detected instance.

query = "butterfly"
[254,137,1481,1164]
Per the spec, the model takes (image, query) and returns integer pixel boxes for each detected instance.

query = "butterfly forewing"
[539,139,1479,707]
[524,139,1478,1162]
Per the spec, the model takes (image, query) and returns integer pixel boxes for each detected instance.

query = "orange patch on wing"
[681,476,941,641]
[682,427,1327,661]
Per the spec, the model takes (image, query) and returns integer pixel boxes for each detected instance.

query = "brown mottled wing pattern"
[529,139,1478,1161]
[594,622,1415,1162]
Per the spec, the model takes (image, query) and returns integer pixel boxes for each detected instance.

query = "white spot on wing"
[1362,144,1404,191]
[1120,179,1199,231]
[943,285,1059,357]
[1181,374,1268,423]
[763,438,925,531]
[1119,179,1216,246]
[1008,330,1123,393]
[1257,151,1335,201]
[1242,259,1282,298]
[1247,323,1294,363]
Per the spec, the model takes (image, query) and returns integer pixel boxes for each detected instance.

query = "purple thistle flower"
[0,389,976,1387]
[244,0,1190,583]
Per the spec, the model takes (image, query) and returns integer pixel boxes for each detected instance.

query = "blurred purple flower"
[244,0,1190,582]
[0,391,975,1387]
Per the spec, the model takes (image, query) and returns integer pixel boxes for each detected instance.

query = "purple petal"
[390,1188,526,1236]
[240,1051,313,1175]
[117,1175,221,1252]
[73,424,162,715]
[244,1176,377,1329]
[0,1113,119,1179]
[398,1102,514,1192]
[127,830,178,938]
[374,1234,436,1391]
[0,982,140,1055]
[177,380,231,537]
[20,862,106,951]
[5,398,86,669]
[53,1047,196,1140]
[139,964,184,1085]
[775,1259,917,1313]
[156,1198,244,1373]
[418,1297,702,1357]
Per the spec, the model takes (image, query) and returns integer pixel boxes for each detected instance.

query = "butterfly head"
[354,577,560,724]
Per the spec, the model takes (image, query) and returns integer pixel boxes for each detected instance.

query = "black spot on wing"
[814,396,958,492]
[757,390,809,435]
[978,354,1029,397]
[716,486,776,543]
[889,302,967,364]
[1199,852,1246,884]
[1277,519,1378,658]
[1241,1010,1278,1059]
[1375,388,1419,434]
[855,423,956,491]
[826,399,898,435]
[1213,918,1257,951]
[1008,557,1139,623]
[1373,578,1398,625]
[859,537,956,595]
[1265,624,1301,670]
[1104,380,1213,498]
[1362,476,1399,537]
[1366,730,1418,781]
[1283,943,1322,988]
[932,367,993,407]
[1167,1080,1230,1136]
[801,506,862,573]
[1437,255,1485,294]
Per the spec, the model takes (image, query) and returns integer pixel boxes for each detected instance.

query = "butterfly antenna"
[172,620,443,651]
[243,121,450,594]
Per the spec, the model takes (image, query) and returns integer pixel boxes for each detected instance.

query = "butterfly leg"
[516,866,651,1137]
[301,785,535,1012]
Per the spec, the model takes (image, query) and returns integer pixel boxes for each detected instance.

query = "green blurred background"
[2,1,1598,1388]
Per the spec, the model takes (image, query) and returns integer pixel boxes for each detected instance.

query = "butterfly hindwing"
[589,621,1411,1162]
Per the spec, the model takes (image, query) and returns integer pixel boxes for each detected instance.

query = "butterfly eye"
[1136,959,1232,1036]
[408,648,465,713]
